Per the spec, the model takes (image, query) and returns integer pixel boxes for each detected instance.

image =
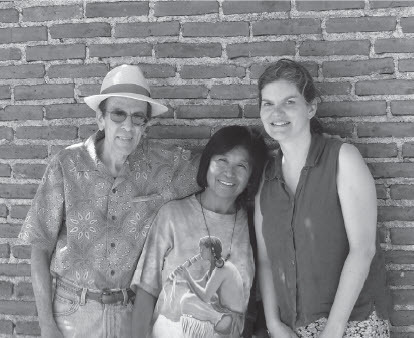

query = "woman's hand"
[175,265,190,280]
[267,321,298,338]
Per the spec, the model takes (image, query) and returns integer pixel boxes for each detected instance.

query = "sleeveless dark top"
[260,133,390,328]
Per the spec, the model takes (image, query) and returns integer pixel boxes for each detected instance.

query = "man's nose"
[121,114,133,130]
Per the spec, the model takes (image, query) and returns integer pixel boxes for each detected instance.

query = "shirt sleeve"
[18,155,65,252]
[131,204,174,297]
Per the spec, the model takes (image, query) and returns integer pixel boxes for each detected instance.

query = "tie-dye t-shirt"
[132,194,254,338]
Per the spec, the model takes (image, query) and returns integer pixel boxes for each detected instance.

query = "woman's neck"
[279,130,312,168]
[199,191,237,214]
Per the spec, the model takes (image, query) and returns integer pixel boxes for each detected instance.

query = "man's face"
[97,96,148,157]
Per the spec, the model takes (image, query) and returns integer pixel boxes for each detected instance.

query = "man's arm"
[31,246,63,338]
[131,288,156,337]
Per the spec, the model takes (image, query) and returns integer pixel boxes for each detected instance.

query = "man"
[19,65,199,338]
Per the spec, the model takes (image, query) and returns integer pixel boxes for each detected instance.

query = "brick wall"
[0,0,413,336]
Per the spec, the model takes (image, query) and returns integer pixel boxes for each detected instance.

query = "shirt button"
[112,188,116,193]
[111,242,115,248]
[110,270,115,276]
[112,215,116,220]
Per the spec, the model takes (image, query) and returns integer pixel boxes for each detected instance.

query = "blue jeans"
[53,279,133,338]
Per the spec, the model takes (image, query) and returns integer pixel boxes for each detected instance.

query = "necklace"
[198,194,237,262]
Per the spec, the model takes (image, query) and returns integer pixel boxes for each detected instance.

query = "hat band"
[101,84,150,97]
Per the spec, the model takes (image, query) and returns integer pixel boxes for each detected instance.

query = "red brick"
[355,143,398,158]
[22,5,82,22]
[0,320,13,335]
[297,0,364,11]
[210,85,257,100]
[15,282,33,298]
[176,105,240,119]
[0,164,11,177]
[393,290,414,309]
[116,22,179,38]
[151,86,208,99]
[227,42,295,59]
[0,224,21,238]
[323,58,394,77]
[379,206,414,221]
[391,333,414,338]
[89,43,151,58]
[244,104,259,118]
[10,205,30,219]
[50,23,111,39]
[0,204,7,218]
[378,226,388,243]
[250,61,318,79]
[26,44,85,61]
[0,300,36,315]
[13,164,46,179]
[15,84,74,101]
[79,125,98,139]
[401,17,414,33]
[45,103,94,120]
[139,64,176,78]
[391,228,414,245]
[300,40,370,56]
[390,310,414,326]
[156,43,221,58]
[358,123,414,138]
[0,9,18,23]
[398,59,414,72]
[10,26,47,42]
[376,39,414,54]
[0,127,13,141]
[376,184,388,199]
[0,48,20,61]
[388,270,414,286]
[371,0,414,8]
[318,101,386,117]
[0,64,44,79]
[316,82,351,96]
[391,185,414,200]
[326,17,396,33]
[148,126,210,139]
[222,1,290,14]
[11,246,31,260]
[369,163,414,178]
[0,264,31,277]
[253,19,321,36]
[183,22,249,37]
[154,1,218,16]
[51,145,67,156]
[15,321,40,335]
[357,80,414,95]
[403,143,414,157]
[321,122,354,137]
[181,65,245,79]
[78,84,100,98]
[16,126,77,140]
[0,85,10,99]
[47,64,108,79]
[86,1,149,18]
[0,282,12,298]
[0,244,9,259]
[0,145,47,159]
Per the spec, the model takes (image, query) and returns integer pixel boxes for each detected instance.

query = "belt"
[78,288,136,305]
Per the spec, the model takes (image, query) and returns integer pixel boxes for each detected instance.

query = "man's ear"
[96,109,105,131]
[308,99,317,119]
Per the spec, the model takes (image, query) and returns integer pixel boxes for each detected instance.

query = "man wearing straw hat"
[19,65,199,338]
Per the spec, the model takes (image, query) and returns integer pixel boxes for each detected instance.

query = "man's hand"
[41,322,64,338]
[267,321,298,338]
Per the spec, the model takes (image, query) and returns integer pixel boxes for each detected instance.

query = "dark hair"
[197,125,268,209]
[98,98,152,119]
[258,58,323,134]
[199,236,224,268]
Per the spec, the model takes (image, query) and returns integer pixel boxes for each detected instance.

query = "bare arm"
[132,288,156,337]
[31,246,63,338]
[255,183,297,338]
[320,144,377,338]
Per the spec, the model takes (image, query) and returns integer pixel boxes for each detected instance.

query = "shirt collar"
[265,133,327,181]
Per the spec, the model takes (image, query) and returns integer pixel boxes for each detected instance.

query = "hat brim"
[84,93,169,117]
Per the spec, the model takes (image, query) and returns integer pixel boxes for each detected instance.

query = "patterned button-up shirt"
[19,130,199,291]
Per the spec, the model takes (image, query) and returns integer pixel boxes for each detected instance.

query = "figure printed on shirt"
[163,235,245,338]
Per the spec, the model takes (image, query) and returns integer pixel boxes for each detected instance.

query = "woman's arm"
[132,288,156,337]
[255,184,298,338]
[320,144,377,338]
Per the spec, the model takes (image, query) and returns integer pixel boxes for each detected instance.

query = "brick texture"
[0,0,413,334]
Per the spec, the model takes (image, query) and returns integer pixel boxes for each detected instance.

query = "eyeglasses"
[109,110,148,126]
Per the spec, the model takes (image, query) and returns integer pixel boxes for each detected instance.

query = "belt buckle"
[100,289,117,304]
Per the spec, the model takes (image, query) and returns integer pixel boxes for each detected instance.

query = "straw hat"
[84,65,168,116]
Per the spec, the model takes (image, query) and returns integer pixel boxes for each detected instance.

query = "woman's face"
[199,244,211,261]
[260,79,316,143]
[205,146,252,202]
